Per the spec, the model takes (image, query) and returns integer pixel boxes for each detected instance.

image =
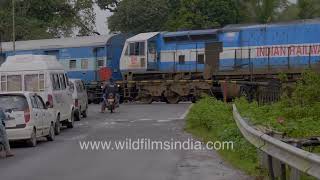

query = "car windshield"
[0,95,28,111]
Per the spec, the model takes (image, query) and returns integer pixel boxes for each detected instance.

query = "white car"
[0,92,55,147]
[69,79,88,121]
[0,55,75,135]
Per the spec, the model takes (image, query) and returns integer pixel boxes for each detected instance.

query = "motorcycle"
[104,93,116,113]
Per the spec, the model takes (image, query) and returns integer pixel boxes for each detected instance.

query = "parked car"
[0,92,56,147]
[69,79,88,121]
[0,55,75,135]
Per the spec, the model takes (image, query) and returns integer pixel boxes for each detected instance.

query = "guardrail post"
[289,143,301,180]
[290,168,300,180]
[268,155,276,180]
[280,162,286,180]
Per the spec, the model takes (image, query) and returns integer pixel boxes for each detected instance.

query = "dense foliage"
[0,0,96,41]
[164,0,238,31]
[186,71,320,176]
[107,0,170,34]
[237,71,320,138]
[98,0,320,33]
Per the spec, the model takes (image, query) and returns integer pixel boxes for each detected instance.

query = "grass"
[185,97,265,176]
[185,71,320,178]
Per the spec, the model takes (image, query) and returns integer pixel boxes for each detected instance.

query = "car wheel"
[0,144,6,158]
[46,124,55,141]
[26,129,37,147]
[82,108,88,118]
[67,111,74,128]
[74,110,81,121]
[54,116,61,135]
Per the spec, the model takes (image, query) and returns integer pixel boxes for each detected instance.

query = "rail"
[232,104,320,179]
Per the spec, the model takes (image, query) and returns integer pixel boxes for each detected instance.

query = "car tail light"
[75,99,79,107]
[48,94,53,108]
[24,108,31,123]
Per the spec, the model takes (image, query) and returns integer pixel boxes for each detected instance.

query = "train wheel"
[141,96,153,104]
[166,94,180,104]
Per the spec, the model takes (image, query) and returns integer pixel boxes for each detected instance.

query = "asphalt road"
[0,103,251,180]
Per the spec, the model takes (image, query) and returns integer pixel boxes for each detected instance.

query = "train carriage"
[0,34,129,83]
[0,34,130,103]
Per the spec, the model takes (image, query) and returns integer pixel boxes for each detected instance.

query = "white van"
[69,79,88,121]
[0,55,75,134]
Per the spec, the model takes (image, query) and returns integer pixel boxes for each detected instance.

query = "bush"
[185,71,320,177]
[236,71,320,138]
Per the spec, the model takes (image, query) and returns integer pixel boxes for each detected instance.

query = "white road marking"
[157,120,172,123]
[179,104,193,120]
[138,118,153,121]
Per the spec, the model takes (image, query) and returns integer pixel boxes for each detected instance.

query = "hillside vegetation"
[186,71,320,176]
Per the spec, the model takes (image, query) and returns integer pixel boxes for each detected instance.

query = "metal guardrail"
[232,104,320,179]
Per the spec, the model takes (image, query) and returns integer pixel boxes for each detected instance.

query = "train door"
[94,47,106,81]
[203,42,223,79]
[175,43,189,72]
[147,40,158,71]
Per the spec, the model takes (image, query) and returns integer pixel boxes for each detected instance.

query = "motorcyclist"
[101,78,119,113]
[0,108,14,157]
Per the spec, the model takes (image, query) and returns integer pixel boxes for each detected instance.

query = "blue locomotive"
[120,19,320,79]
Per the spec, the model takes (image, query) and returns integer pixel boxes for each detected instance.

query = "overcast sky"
[94,0,298,35]
[94,3,112,35]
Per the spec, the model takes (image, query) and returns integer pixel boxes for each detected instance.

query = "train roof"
[163,29,218,38]
[1,34,114,52]
[222,18,320,32]
[126,32,159,42]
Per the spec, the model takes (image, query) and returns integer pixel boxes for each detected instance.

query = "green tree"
[236,0,289,23]
[165,0,238,31]
[0,0,96,41]
[102,0,238,33]
[297,0,320,19]
[107,0,169,33]
[275,0,320,22]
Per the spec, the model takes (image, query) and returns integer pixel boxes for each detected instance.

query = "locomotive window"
[135,43,140,55]
[139,42,145,56]
[69,60,77,69]
[129,42,145,56]
[129,43,135,55]
[197,54,205,64]
[179,55,185,64]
